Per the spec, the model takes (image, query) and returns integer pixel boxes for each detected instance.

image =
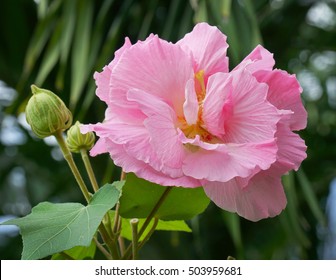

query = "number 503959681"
[188,266,242,276]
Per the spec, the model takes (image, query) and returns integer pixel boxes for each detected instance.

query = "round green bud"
[66,121,95,153]
[25,85,73,138]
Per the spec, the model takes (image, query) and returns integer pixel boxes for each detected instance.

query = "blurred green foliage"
[1,0,336,259]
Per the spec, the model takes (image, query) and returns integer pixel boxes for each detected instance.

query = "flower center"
[179,70,215,143]
[195,70,206,103]
[178,118,214,142]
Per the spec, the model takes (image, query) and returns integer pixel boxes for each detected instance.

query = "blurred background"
[1,0,336,259]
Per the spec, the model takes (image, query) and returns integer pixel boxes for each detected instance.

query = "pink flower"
[81,23,307,221]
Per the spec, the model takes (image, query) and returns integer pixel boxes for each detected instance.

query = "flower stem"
[122,186,173,259]
[113,170,126,234]
[93,237,112,260]
[138,218,159,250]
[80,149,99,193]
[138,187,172,239]
[130,218,139,260]
[118,236,125,255]
[113,203,121,234]
[55,131,119,259]
[54,131,90,203]
[98,224,120,260]
[120,170,126,181]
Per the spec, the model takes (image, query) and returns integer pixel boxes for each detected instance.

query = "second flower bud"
[67,121,95,153]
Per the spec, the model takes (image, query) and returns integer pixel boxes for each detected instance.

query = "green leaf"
[70,0,94,110]
[107,211,191,242]
[3,183,120,260]
[119,173,210,220]
[283,172,310,248]
[51,239,96,260]
[222,211,244,258]
[297,169,326,226]
[193,0,208,23]
[55,0,76,91]
[121,219,191,242]
[35,18,63,86]
[21,0,61,77]
[112,180,125,192]
[162,0,181,39]
[80,0,134,117]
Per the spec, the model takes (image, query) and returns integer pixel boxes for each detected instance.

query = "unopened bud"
[25,85,72,138]
[66,121,95,153]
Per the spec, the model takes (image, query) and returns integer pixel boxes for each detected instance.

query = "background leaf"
[119,173,210,220]
[107,211,191,242]
[122,219,191,242]
[51,239,96,260]
[2,183,120,260]
[70,0,94,110]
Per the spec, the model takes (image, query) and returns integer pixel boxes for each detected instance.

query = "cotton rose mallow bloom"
[81,22,307,221]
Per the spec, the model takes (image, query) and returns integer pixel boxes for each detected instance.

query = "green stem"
[138,218,159,250]
[118,236,125,256]
[113,203,121,234]
[122,186,173,259]
[55,131,119,259]
[54,131,90,202]
[112,171,126,234]
[130,218,139,260]
[98,224,120,260]
[80,149,100,193]
[138,187,173,239]
[120,170,126,181]
[93,237,112,260]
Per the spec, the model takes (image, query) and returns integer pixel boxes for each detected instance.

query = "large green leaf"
[51,240,96,260]
[2,183,120,260]
[119,173,210,220]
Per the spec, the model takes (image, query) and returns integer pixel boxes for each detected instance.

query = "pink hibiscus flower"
[81,22,307,221]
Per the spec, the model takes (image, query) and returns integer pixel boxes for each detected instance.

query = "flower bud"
[25,85,73,138]
[66,121,95,153]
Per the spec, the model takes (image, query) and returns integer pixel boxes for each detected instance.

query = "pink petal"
[275,123,307,173]
[202,73,232,138]
[80,123,95,134]
[84,118,187,179]
[104,138,200,187]
[234,45,275,74]
[177,22,229,77]
[127,89,187,171]
[183,79,199,125]
[93,38,132,103]
[180,133,277,182]
[95,121,161,166]
[105,89,147,125]
[203,168,287,221]
[254,69,307,131]
[89,138,108,156]
[217,70,281,143]
[93,66,111,104]
[107,37,132,72]
[110,35,193,116]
